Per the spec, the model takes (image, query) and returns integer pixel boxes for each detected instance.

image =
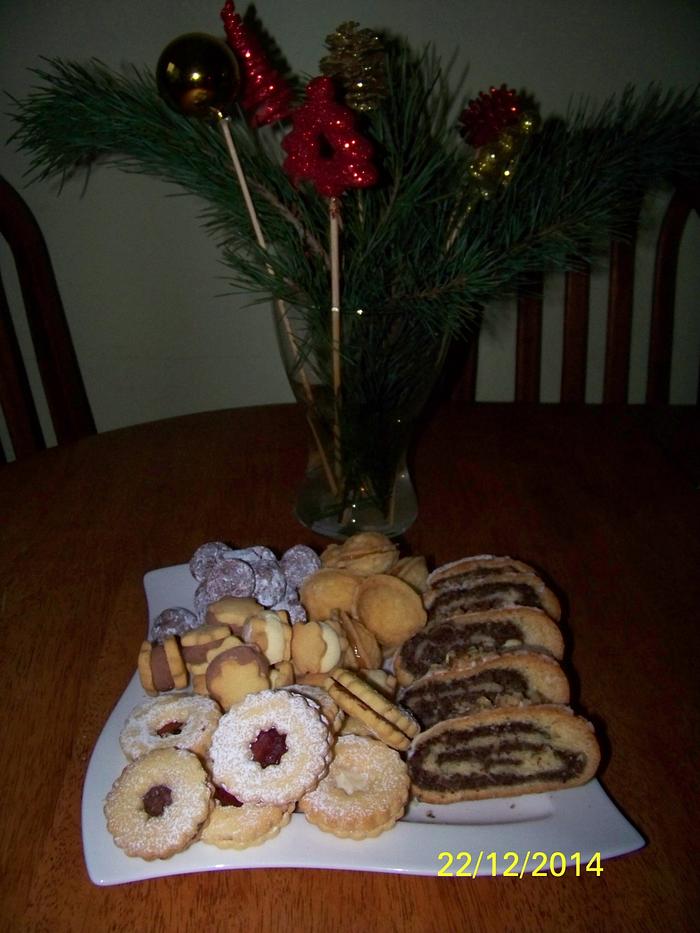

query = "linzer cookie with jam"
[398,651,570,730]
[408,704,600,802]
[423,555,561,623]
[393,607,565,686]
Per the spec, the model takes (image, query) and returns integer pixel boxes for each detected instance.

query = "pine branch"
[6,44,700,346]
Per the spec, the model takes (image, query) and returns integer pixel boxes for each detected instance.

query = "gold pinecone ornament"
[320,21,386,112]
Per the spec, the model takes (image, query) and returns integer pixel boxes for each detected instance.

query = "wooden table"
[1,402,698,932]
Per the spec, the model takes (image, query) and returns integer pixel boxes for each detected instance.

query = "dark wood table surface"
[1,401,698,932]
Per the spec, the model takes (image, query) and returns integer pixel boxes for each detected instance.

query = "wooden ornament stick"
[329,197,342,396]
[329,196,343,481]
[218,118,312,400]
[218,117,338,496]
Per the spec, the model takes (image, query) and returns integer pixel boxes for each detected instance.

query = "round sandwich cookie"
[324,667,419,751]
[104,747,212,860]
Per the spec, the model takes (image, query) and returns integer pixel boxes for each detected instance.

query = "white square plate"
[81,564,645,885]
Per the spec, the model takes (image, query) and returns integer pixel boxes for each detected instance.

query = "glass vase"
[274,301,448,539]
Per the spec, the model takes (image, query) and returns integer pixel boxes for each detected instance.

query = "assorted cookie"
[209,689,334,807]
[119,694,222,760]
[408,705,601,803]
[298,735,411,839]
[104,747,213,860]
[104,538,601,861]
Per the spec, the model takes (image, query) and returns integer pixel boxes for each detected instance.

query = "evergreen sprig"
[7,39,700,346]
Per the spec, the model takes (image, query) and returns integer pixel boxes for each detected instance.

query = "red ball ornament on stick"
[459,84,523,148]
[281,76,378,198]
[220,0,293,127]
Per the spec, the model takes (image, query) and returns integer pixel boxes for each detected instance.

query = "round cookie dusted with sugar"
[282,683,345,734]
[200,789,293,850]
[150,606,199,640]
[209,689,333,807]
[251,559,287,608]
[189,541,237,582]
[298,735,409,839]
[279,544,321,590]
[104,747,212,860]
[194,559,256,616]
[119,694,221,760]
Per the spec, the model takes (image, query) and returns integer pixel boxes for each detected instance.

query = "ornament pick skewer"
[281,76,379,491]
[155,33,334,487]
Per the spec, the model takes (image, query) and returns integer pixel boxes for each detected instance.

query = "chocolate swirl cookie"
[408,705,600,802]
[399,652,570,731]
[393,608,565,687]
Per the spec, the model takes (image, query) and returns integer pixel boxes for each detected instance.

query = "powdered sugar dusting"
[299,735,409,828]
[210,690,332,806]
[104,748,212,859]
[119,694,221,760]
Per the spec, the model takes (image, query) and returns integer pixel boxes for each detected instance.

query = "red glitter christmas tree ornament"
[220,0,293,127]
[458,84,523,148]
[281,76,378,198]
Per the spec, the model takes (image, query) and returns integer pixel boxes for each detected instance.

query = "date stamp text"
[437,850,604,878]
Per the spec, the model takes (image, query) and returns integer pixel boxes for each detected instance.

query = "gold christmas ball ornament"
[156,33,241,120]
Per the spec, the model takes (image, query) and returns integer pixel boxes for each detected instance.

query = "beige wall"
[2,0,699,447]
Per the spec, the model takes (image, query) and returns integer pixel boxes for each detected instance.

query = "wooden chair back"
[0,176,95,461]
[452,181,700,405]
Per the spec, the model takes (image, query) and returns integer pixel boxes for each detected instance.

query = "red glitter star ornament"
[281,76,378,198]
[220,0,293,127]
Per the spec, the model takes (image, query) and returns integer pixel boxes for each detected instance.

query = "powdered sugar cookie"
[104,747,212,860]
[150,606,199,640]
[200,786,293,850]
[194,560,256,616]
[298,735,409,839]
[209,689,333,807]
[279,544,321,590]
[282,683,345,734]
[189,541,238,582]
[119,694,221,760]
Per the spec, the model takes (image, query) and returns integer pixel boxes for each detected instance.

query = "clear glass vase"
[274,300,448,539]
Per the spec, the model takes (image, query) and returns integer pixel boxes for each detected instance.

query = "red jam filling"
[214,785,243,807]
[250,728,287,768]
[156,720,184,737]
[142,784,172,817]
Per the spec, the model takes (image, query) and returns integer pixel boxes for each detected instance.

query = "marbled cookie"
[137,637,188,696]
[205,642,270,710]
